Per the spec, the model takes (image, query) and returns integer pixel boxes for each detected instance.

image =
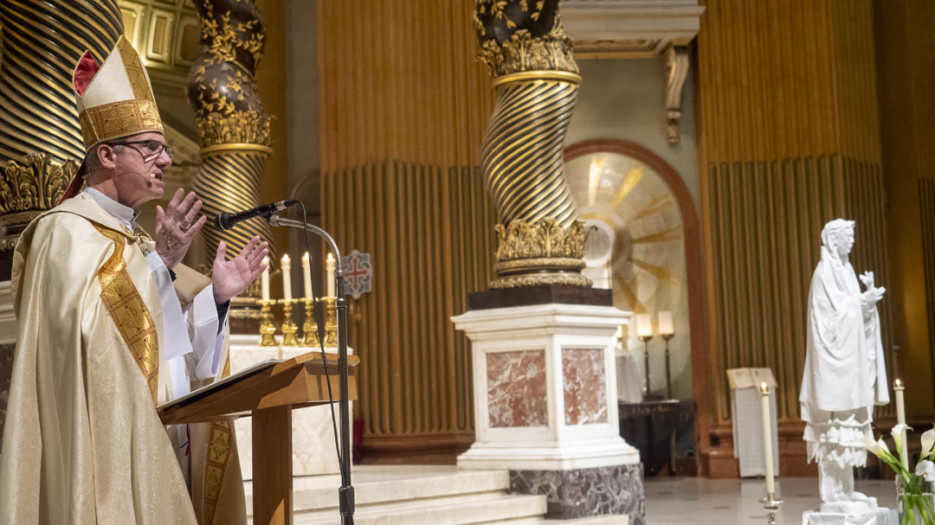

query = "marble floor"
[645,476,898,524]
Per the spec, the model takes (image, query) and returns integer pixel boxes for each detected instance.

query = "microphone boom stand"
[268,215,354,525]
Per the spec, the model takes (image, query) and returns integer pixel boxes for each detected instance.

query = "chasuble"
[0,193,245,524]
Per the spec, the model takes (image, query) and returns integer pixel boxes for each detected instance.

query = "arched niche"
[565,138,711,472]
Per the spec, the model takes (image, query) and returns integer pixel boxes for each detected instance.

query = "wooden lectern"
[158,351,360,525]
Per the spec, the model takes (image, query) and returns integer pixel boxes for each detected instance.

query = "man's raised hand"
[155,188,206,269]
[212,235,269,304]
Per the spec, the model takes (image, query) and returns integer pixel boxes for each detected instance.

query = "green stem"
[903,494,914,525]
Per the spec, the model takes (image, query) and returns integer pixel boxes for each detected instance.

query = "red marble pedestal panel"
[562,347,607,425]
[486,349,548,428]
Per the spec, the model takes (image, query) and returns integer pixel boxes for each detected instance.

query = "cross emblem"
[341,250,372,299]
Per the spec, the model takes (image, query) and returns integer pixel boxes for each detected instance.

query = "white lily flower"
[863,433,890,457]
[891,424,911,453]
[916,460,935,483]
[922,428,935,461]
[891,423,910,440]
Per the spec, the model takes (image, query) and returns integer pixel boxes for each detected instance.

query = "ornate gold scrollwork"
[0,153,79,230]
[474,0,578,77]
[477,24,578,78]
[490,218,591,289]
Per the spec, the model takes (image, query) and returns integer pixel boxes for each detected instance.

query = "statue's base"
[803,498,897,524]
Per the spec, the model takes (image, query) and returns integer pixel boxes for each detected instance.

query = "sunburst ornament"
[565,150,690,398]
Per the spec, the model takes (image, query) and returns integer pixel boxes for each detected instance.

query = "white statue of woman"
[799,219,889,510]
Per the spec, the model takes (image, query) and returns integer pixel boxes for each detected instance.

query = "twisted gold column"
[188,0,273,319]
[0,0,122,249]
[475,0,588,288]
[483,71,580,228]
[194,144,273,260]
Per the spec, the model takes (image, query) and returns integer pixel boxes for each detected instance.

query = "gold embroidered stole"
[93,224,160,403]
[203,357,234,524]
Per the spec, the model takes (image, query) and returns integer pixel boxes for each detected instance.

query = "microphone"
[214,199,300,230]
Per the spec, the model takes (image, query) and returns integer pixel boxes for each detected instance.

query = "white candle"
[760,382,775,495]
[261,256,270,301]
[636,313,653,338]
[326,253,336,297]
[302,252,312,299]
[895,378,906,425]
[658,311,674,336]
[895,379,907,469]
[281,253,292,300]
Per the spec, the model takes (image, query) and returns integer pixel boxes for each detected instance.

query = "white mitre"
[61,35,164,201]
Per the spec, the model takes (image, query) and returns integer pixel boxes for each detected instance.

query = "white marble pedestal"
[452,302,643,523]
[803,498,897,525]
[228,334,352,479]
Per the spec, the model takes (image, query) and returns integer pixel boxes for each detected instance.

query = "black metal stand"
[639,334,653,397]
[269,215,355,524]
[662,333,674,399]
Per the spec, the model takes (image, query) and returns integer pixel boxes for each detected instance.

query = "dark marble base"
[510,463,645,524]
[0,248,13,282]
[0,342,15,452]
[468,284,613,310]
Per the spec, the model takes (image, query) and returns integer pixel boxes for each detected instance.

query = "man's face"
[108,131,172,209]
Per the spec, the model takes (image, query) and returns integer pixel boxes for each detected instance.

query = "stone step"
[494,515,629,524]
[245,467,511,513]
[244,466,630,524]
[293,492,548,525]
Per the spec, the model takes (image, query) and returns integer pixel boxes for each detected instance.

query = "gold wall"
[696,0,894,455]
[255,0,289,254]
[318,0,495,458]
[874,0,935,421]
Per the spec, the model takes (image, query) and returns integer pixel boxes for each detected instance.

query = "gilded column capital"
[0,153,79,230]
[475,0,579,78]
[187,0,271,149]
[490,218,590,288]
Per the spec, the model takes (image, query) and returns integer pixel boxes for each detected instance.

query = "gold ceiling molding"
[117,0,200,91]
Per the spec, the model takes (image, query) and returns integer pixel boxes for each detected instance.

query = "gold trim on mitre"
[75,36,163,150]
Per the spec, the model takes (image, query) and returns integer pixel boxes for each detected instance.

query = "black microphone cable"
[292,201,349,489]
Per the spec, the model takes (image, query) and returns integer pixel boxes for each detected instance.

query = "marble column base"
[457,437,639,471]
[510,463,644,524]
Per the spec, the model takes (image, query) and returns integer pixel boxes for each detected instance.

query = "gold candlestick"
[318,297,338,347]
[302,299,320,346]
[281,298,300,346]
[259,299,277,347]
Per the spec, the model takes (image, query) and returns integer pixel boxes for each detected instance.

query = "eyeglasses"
[108,139,174,162]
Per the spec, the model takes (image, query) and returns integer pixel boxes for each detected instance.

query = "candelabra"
[662,332,674,399]
[302,299,320,346]
[258,299,277,347]
[280,298,300,346]
[319,297,338,347]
